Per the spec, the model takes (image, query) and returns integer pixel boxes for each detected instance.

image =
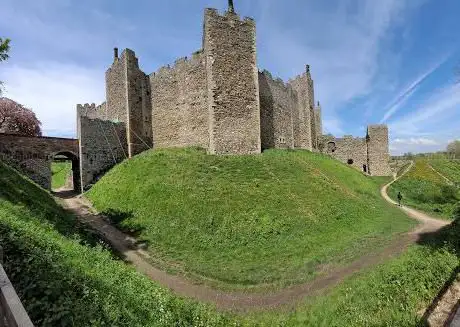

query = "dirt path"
[55,165,450,312]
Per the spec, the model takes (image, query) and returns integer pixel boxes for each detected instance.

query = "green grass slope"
[87,148,415,289]
[51,161,71,189]
[0,162,231,326]
[389,160,460,219]
[430,159,460,185]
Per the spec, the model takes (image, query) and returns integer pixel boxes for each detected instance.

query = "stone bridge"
[0,133,80,192]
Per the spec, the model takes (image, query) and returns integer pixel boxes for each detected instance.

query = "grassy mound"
[389,160,460,219]
[51,161,72,189]
[0,162,231,326]
[87,148,415,288]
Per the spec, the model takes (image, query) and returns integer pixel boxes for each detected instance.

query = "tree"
[0,97,42,136]
[447,140,460,159]
[0,38,11,95]
[0,37,10,61]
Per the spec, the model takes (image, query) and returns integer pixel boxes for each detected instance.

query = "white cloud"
[0,63,105,137]
[379,54,450,123]
[393,138,439,146]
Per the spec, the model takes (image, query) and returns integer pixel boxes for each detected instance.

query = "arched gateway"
[0,133,81,192]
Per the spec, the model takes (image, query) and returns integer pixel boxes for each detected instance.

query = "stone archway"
[51,151,81,192]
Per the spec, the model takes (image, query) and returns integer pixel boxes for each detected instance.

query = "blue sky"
[0,0,459,155]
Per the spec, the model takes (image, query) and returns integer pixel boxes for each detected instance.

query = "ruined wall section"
[258,70,295,149]
[367,125,392,176]
[308,73,317,150]
[322,135,368,173]
[288,68,313,151]
[149,51,209,150]
[314,103,322,143]
[204,9,261,154]
[125,49,152,156]
[105,54,128,123]
[77,110,128,191]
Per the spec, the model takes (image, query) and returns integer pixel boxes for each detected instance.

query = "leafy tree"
[0,38,11,95]
[447,140,460,159]
[0,97,42,136]
[0,37,10,61]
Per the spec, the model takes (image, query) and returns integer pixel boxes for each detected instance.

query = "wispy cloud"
[393,137,439,146]
[390,83,460,135]
[379,54,450,123]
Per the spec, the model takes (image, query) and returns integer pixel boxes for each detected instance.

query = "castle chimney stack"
[114,47,119,61]
[228,0,235,13]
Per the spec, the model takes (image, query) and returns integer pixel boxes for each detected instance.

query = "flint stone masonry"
[367,125,392,176]
[322,135,369,173]
[288,70,315,151]
[259,71,296,149]
[204,9,261,154]
[319,124,392,176]
[149,51,209,149]
[0,133,80,190]
[73,3,392,190]
[77,110,128,192]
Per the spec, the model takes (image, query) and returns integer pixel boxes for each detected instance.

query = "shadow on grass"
[415,214,460,326]
[102,208,146,239]
[0,163,114,252]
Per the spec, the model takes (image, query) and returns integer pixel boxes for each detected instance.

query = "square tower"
[106,49,152,158]
[367,125,392,176]
[203,8,261,154]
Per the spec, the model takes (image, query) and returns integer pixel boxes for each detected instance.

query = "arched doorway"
[51,151,81,193]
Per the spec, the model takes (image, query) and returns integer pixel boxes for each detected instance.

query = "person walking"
[397,192,403,207]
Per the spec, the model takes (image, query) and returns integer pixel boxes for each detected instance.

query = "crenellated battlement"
[204,7,255,26]
[149,50,204,79]
[77,103,97,117]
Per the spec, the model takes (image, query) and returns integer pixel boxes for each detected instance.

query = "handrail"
[0,246,34,327]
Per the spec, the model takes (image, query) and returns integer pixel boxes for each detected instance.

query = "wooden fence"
[0,246,34,327]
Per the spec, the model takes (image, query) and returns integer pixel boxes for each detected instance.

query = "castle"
[76,1,391,192]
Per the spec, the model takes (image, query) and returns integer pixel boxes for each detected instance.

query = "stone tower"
[106,48,152,158]
[203,6,261,154]
[366,125,392,176]
[288,65,315,151]
[315,101,322,142]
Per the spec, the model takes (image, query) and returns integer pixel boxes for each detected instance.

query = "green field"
[429,159,460,185]
[0,162,231,326]
[51,161,72,189]
[389,160,460,219]
[243,226,460,326]
[87,148,415,289]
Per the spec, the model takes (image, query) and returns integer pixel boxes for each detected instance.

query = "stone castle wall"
[367,125,392,176]
[288,69,314,151]
[314,104,322,143]
[125,50,152,156]
[322,135,369,173]
[77,105,128,191]
[149,51,209,150]
[258,70,296,149]
[204,9,261,155]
